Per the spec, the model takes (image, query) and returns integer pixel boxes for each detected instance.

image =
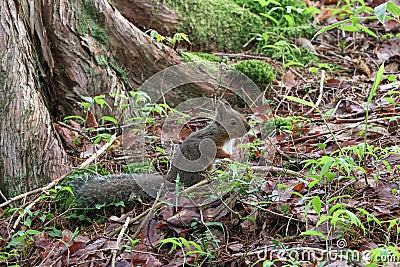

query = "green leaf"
[300,230,326,239]
[313,19,352,38]
[374,3,386,22]
[259,13,279,24]
[285,96,315,108]
[311,196,322,216]
[81,96,94,103]
[23,217,32,228]
[320,157,333,176]
[340,25,359,32]
[358,25,378,38]
[284,61,304,67]
[283,15,294,27]
[368,63,385,104]
[26,229,41,235]
[261,32,269,42]
[79,102,90,110]
[60,186,75,196]
[316,215,332,227]
[328,203,346,214]
[387,1,400,16]
[308,179,321,189]
[100,116,118,124]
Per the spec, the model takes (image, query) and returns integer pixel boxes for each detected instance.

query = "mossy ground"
[166,0,264,52]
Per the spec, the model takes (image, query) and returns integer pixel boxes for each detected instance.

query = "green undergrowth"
[233,0,312,25]
[263,45,319,66]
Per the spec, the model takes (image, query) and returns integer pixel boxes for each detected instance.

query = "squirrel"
[71,103,250,205]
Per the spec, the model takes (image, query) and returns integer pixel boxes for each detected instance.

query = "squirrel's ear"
[216,102,228,120]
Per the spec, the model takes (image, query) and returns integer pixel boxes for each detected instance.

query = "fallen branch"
[251,166,304,178]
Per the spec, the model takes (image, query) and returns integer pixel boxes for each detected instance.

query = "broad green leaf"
[100,116,118,124]
[283,15,294,27]
[311,196,322,216]
[328,203,346,214]
[387,1,400,17]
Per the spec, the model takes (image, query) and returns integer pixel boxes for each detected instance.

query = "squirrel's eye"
[230,119,237,125]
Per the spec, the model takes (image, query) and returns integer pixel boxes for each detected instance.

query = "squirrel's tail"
[70,174,173,205]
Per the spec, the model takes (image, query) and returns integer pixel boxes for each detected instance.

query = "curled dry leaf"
[54,123,78,149]
[282,70,297,88]
[85,111,98,128]
[295,37,317,54]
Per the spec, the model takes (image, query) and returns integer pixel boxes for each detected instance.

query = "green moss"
[76,0,109,45]
[181,51,221,62]
[231,60,275,89]
[166,0,264,52]
[108,57,129,86]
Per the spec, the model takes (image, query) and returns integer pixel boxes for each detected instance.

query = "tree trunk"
[0,0,70,197]
[0,0,218,197]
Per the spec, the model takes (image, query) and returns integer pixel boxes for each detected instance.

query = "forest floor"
[1,0,400,266]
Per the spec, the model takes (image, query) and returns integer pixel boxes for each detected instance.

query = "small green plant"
[148,30,191,48]
[122,234,140,251]
[190,221,224,260]
[234,0,316,27]
[262,40,318,66]
[158,237,211,263]
[314,0,400,39]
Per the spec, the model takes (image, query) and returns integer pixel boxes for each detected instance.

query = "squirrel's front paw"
[215,148,233,159]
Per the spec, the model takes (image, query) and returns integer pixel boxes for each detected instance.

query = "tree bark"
[0,0,70,197]
[113,0,180,36]
[39,0,184,118]
[0,0,218,197]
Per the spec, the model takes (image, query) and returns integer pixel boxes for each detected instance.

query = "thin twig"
[12,197,42,229]
[111,216,130,267]
[131,191,161,240]
[212,53,273,62]
[305,70,325,116]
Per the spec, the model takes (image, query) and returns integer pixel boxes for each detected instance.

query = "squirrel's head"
[215,103,250,138]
